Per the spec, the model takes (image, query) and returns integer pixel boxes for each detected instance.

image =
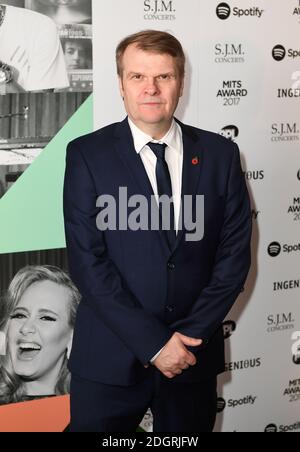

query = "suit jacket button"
[167,262,176,270]
[165,305,174,312]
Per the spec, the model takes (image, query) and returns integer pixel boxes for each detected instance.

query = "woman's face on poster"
[7,280,73,383]
[34,0,91,24]
[37,0,87,6]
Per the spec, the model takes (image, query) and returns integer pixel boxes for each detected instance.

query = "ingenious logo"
[245,170,265,181]
[225,358,261,373]
[277,88,300,98]
[273,279,300,292]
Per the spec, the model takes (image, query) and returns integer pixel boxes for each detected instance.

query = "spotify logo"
[268,242,281,257]
[272,45,286,61]
[216,3,231,20]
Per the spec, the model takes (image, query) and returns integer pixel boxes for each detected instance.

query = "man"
[0,3,69,93]
[62,38,92,70]
[63,30,252,432]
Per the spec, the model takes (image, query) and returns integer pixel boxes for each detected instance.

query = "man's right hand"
[152,332,202,379]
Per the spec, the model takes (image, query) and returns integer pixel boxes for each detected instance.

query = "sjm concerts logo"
[215,43,245,64]
[144,0,176,15]
[271,123,300,142]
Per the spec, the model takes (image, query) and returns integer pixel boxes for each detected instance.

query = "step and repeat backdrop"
[0,0,299,433]
[93,0,300,432]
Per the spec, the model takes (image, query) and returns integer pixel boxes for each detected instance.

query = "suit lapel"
[172,119,204,252]
[114,118,154,200]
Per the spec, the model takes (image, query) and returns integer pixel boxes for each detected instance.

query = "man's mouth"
[17,342,42,361]
[140,100,164,105]
[141,103,163,108]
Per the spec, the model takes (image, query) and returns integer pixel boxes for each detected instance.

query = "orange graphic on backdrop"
[0,395,70,432]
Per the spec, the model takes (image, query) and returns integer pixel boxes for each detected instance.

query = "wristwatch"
[0,61,13,85]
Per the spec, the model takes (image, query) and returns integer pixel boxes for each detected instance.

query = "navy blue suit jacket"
[63,117,252,386]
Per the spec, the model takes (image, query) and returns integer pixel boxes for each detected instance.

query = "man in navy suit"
[63,30,252,432]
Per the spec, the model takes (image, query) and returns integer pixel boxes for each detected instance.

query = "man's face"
[64,41,86,69]
[119,44,184,131]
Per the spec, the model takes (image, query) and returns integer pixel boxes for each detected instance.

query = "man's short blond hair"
[116,30,186,79]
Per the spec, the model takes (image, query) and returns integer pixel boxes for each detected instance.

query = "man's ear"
[179,77,185,97]
[118,76,125,100]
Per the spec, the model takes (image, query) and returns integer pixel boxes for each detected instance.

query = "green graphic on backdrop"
[0,95,93,254]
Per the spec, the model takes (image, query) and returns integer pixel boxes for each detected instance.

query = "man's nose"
[144,78,160,95]
[20,319,36,335]
[73,51,80,61]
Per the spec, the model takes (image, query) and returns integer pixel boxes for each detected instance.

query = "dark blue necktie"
[147,142,176,248]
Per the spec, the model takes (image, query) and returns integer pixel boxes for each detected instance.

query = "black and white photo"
[0,2,69,93]
[0,249,80,405]
[0,0,93,94]
[0,92,89,198]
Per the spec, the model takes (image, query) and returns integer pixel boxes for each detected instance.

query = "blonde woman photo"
[0,265,80,405]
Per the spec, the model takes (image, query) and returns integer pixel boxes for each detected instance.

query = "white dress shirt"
[128,117,184,364]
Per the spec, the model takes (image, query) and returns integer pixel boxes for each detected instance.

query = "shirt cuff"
[150,346,165,364]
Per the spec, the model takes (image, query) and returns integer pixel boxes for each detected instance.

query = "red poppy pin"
[192,156,199,166]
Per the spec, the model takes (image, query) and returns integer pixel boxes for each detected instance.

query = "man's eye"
[132,75,142,80]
